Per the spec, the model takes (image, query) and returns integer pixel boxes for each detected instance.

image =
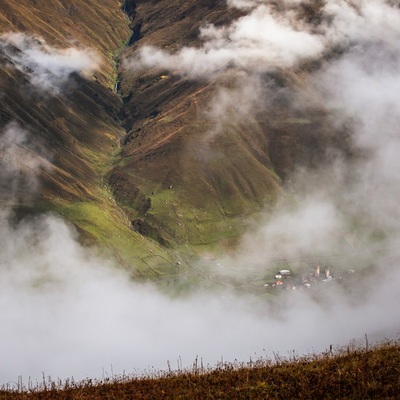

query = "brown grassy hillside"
[0,0,130,202]
[0,1,174,270]
[2,341,399,399]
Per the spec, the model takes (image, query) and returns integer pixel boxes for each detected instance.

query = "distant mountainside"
[0,0,349,270]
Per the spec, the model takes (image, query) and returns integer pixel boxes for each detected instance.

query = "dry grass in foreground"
[1,340,399,399]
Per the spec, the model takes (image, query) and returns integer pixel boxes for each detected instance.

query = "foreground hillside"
[2,341,399,399]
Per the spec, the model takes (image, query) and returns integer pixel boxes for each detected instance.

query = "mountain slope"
[0,0,176,273]
[1,0,130,87]
[0,0,350,264]
[110,0,346,249]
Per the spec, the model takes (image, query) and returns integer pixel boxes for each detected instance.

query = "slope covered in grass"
[2,341,399,399]
[0,1,180,268]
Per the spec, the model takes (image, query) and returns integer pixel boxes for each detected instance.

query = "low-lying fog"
[1,210,399,386]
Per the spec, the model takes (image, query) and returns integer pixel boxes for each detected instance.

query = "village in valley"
[189,250,368,296]
[263,264,354,292]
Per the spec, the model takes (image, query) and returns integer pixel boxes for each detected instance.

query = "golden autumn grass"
[2,340,399,399]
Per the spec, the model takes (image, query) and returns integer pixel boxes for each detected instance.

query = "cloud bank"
[1,210,399,387]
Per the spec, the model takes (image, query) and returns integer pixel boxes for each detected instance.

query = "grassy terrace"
[1,341,399,399]
[37,193,177,278]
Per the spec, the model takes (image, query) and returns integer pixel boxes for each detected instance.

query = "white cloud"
[323,0,400,45]
[127,5,325,78]
[0,32,100,93]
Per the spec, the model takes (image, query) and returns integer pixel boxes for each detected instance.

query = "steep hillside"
[111,0,349,249]
[0,0,175,273]
[113,0,279,249]
[0,0,130,87]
